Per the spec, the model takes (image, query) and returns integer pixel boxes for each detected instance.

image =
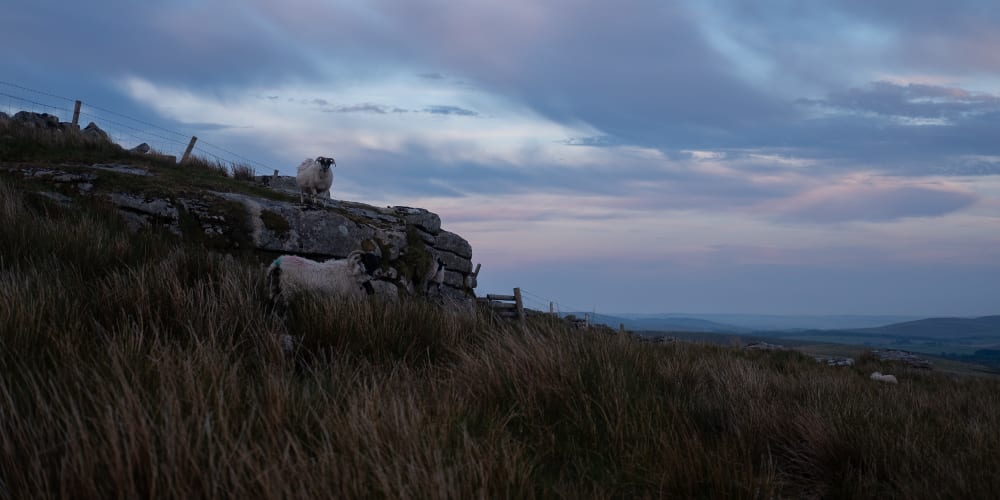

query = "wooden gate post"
[180,136,198,164]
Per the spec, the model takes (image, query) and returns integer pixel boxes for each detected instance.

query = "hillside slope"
[854,315,1000,339]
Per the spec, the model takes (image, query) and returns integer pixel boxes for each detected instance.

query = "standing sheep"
[296,156,336,204]
[266,250,381,314]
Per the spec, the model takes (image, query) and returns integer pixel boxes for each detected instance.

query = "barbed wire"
[81,102,191,141]
[196,139,274,172]
[1,79,279,173]
[0,79,76,103]
[0,91,74,116]
[77,110,190,149]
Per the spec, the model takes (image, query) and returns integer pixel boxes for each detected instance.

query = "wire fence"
[0,79,277,175]
[519,287,595,318]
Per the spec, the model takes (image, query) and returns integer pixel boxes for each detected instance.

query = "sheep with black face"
[296,156,336,204]
[266,250,381,315]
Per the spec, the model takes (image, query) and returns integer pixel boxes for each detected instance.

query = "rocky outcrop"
[871,349,933,369]
[12,111,65,130]
[6,112,113,145]
[743,341,789,351]
[814,355,855,367]
[3,163,477,303]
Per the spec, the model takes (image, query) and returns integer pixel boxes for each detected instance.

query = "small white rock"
[870,371,898,384]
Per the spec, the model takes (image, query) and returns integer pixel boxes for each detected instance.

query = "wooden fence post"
[71,100,81,127]
[180,136,198,164]
[472,263,481,277]
[550,302,555,316]
[513,287,525,323]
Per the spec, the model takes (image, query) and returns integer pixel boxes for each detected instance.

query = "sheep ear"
[360,253,382,275]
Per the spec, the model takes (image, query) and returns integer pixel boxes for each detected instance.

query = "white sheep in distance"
[870,371,898,384]
[266,250,381,314]
[296,156,336,204]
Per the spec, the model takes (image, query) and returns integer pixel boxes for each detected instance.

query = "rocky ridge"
[6,162,477,302]
[1,112,478,303]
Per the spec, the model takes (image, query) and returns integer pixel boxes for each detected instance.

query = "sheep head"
[316,156,336,170]
[359,253,382,275]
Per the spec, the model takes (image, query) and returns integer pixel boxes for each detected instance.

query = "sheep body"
[296,156,336,204]
[266,251,381,311]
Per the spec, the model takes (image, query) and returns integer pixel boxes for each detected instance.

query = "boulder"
[14,111,62,129]
[393,206,441,234]
[433,230,472,259]
[429,247,473,274]
[870,371,898,384]
[82,122,111,143]
[871,349,933,369]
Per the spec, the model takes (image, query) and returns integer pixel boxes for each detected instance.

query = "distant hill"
[578,313,748,333]
[853,315,1000,340]
[614,313,922,331]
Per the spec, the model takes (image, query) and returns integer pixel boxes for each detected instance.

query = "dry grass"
[230,162,256,181]
[0,114,130,164]
[180,155,230,178]
[2,179,1000,499]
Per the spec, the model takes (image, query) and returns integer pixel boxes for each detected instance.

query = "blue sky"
[3,0,999,315]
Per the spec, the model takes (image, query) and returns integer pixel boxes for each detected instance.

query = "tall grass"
[230,162,256,181]
[2,178,1000,499]
[0,115,129,164]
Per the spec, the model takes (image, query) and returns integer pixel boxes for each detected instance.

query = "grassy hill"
[854,315,1000,339]
[3,116,1000,498]
[585,312,749,333]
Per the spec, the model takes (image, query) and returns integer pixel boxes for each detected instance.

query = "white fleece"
[268,252,369,303]
[296,157,334,203]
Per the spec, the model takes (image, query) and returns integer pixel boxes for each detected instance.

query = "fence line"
[0,91,74,117]
[0,79,75,103]
[477,285,602,328]
[0,92,181,157]
[519,288,594,319]
[1,79,278,173]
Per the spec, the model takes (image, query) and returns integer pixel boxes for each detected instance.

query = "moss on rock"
[260,209,290,237]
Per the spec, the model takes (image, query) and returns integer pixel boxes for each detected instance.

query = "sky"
[3,0,999,316]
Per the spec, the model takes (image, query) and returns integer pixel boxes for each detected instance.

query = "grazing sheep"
[266,250,381,314]
[296,156,336,204]
[870,371,898,384]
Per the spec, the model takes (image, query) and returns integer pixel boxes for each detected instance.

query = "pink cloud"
[762,178,978,223]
